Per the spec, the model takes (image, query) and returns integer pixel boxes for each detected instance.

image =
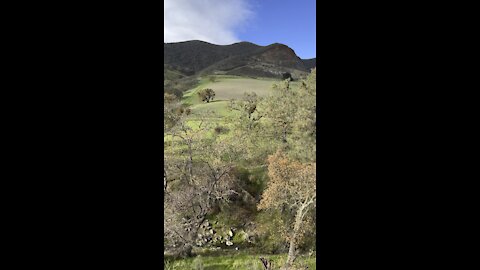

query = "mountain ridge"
[164,40,316,79]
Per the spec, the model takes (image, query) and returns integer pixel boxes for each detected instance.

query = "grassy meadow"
[183,75,301,117]
[165,251,316,270]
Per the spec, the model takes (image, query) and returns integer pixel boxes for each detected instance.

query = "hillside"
[164,40,316,79]
[164,65,186,81]
[302,58,317,70]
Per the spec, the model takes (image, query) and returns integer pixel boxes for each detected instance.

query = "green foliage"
[229,92,261,128]
[233,166,266,201]
[197,88,216,103]
[165,252,316,270]
[164,68,317,265]
[214,204,253,228]
[232,230,249,245]
[254,210,291,254]
[290,68,316,162]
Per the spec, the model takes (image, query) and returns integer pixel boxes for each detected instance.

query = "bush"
[282,72,293,81]
[214,125,229,134]
[254,210,291,254]
[208,76,217,82]
[232,230,249,246]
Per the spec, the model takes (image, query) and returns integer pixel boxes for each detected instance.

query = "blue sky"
[164,0,316,59]
[238,0,316,59]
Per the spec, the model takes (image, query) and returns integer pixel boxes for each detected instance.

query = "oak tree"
[258,151,316,269]
[197,88,216,103]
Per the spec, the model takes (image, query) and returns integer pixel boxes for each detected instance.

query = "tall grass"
[164,253,316,270]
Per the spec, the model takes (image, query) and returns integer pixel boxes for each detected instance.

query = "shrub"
[214,125,229,134]
[197,88,216,103]
[232,230,249,245]
[208,76,217,82]
[282,72,293,81]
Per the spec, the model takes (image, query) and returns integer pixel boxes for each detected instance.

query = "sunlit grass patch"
[164,252,316,270]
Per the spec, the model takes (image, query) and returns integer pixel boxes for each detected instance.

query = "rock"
[226,240,233,246]
[209,229,214,234]
[228,230,233,237]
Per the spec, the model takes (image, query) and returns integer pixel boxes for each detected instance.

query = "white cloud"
[164,0,252,45]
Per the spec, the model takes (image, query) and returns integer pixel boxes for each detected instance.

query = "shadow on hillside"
[204,100,226,104]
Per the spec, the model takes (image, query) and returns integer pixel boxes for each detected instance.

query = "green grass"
[165,252,316,270]
[182,77,212,106]
[189,101,231,117]
[184,75,303,118]
[182,75,288,117]
[203,76,279,100]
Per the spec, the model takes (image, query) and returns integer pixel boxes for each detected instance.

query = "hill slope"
[164,40,316,79]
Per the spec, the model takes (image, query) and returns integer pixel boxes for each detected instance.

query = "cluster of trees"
[164,94,245,256]
[229,68,316,163]
[164,68,316,269]
[229,69,316,268]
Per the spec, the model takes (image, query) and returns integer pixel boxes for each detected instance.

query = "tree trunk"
[284,206,305,269]
[176,243,193,258]
[187,140,193,180]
